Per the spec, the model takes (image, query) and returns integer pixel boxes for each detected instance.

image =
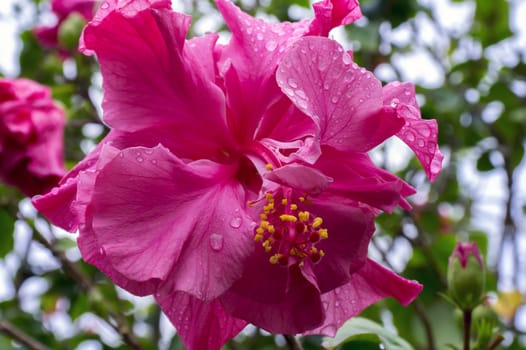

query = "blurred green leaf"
[0,210,15,258]
[322,317,414,350]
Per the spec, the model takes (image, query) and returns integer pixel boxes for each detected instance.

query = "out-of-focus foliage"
[1,0,525,349]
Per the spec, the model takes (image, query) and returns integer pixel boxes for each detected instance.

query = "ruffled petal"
[277,37,404,152]
[80,0,234,156]
[310,0,362,35]
[383,82,443,181]
[32,131,121,231]
[221,264,324,334]
[306,259,422,336]
[315,147,415,212]
[308,199,376,293]
[80,144,253,300]
[264,163,332,196]
[215,0,361,141]
[157,292,248,350]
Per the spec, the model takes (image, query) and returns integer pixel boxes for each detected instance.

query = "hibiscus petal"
[83,144,253,300]
[310,0,362,35]
[157,292,248,350]
[383,82,443,181]
[221,264,324,334]
[308,199,376,293]
[306,259,422,336]
[315,147,415,212]
[277,37,404,152]
[80,0,234,155]
[32,131,122,231]
[264,163,332,196]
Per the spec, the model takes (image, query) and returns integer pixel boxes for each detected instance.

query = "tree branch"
[31,227,143,350]
[283,334,303,350]
[0,320,51,350]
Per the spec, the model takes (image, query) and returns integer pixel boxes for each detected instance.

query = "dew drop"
[420,126,431,137]
[323,81,330,90]
[136,157,144,163]
[342,52,352,65]
[151,159,158,165]
[246,27,253,34]
[321,325,337,335]
[209,234,224,251]
[265,40,277,52]
[331,95,339,104]
[256,32,264,41]
[390,98,400,107]
[100,1,109,9]
[119,152,124,158]
[405,131,416,142]
[417,139,425,147]
[295,89,306,99]
[230,216,242,229]
[144,148,153,154]
[288,78,298,88]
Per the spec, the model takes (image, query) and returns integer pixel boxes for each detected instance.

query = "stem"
[283,335,303,350]
[463,310,472,350]
[486,334,504,350]
[31,228,143,350]
[371,238,436,350]
[0,320,51,350]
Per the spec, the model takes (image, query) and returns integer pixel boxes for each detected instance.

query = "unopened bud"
[58,13,87,50]
[447,241,485,311]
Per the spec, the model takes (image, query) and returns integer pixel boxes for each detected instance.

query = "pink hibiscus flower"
[33,0,443,348]
[34,0,98,51]
[0,78,65,197]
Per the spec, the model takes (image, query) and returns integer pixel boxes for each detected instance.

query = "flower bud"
[58,13,87,50]
[447,242,485,311]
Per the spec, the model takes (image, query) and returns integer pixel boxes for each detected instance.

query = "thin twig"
[486,333,504,350]
[31,228,143,350]
[0,320,51,350]
[371,238,436,350]
[283,334,303,350]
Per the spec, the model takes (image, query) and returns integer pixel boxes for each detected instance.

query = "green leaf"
[322,317,414,350]
[0,210,15,258]
[476,151,494,172]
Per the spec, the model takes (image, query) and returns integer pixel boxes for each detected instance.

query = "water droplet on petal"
[151,159,158,165]
[265,40,277,52]
[288,78,298,88]
[101,1,109,9]
[209,234,224,251]
[331,95,339,104]
[321,325,337,335]
[295,89,306,99]
[405,131,416,142]
[323,81,330,90]
[136,157,144,163]
[230,216,242,229]
[417,139,425,147]
[256,32,264,41]
[342,52,352,65]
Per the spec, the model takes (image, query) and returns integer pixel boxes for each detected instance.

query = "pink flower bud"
[447,242,485,311]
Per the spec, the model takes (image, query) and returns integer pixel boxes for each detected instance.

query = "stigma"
[253,191,328,266]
